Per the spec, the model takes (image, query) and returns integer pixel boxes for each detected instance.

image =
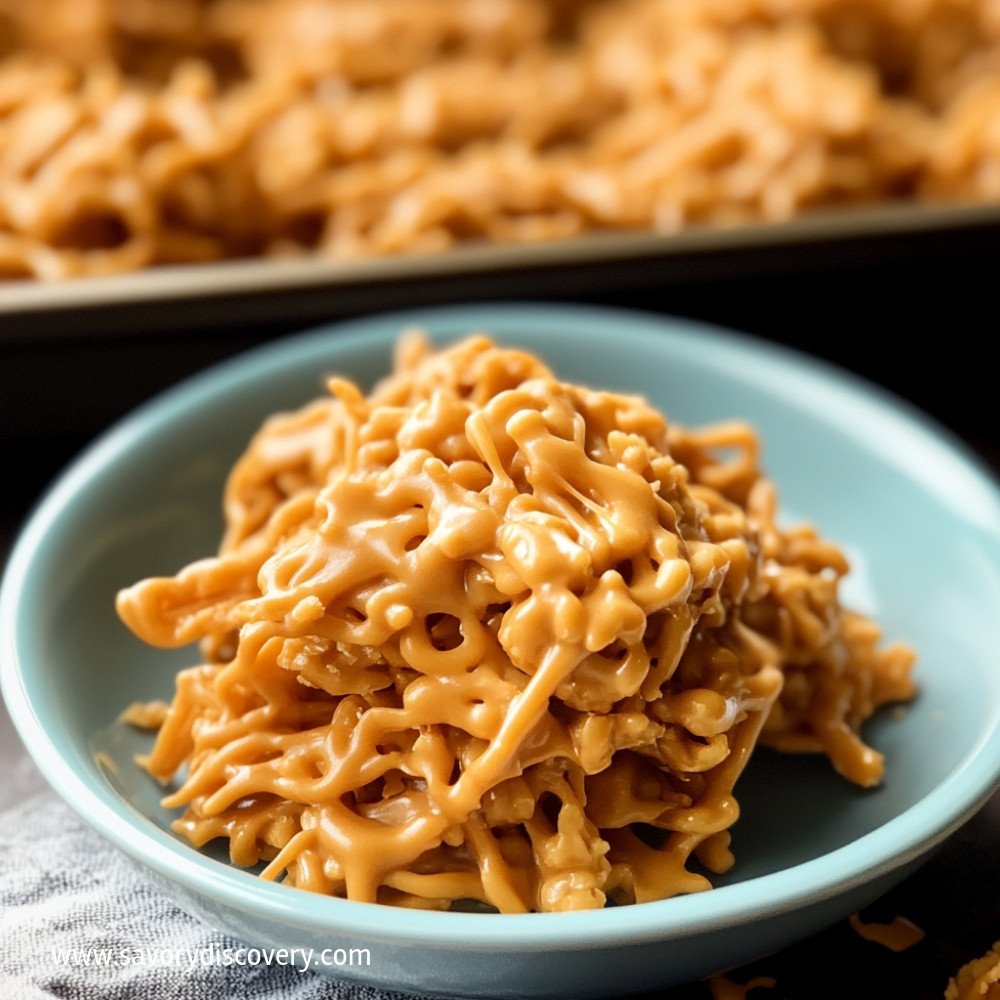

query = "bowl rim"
[4,300,1000,951]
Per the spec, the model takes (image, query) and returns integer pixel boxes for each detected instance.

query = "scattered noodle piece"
[120,699,170,730]
[849,912,926,952]
[116,333,915,912]
[946,941,1000,1000]
[708,974,777,999]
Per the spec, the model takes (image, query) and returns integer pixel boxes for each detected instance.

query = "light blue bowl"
[4,303,1000,998]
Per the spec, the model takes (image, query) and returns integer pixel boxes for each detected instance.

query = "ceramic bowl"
[4,303,1000,998]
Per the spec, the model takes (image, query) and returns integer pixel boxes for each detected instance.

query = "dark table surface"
[3,230,999,999]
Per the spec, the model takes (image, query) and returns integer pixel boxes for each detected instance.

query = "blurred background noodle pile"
[1,0,1000,280]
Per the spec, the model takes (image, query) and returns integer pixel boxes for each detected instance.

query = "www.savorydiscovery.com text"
[50,943,372,974]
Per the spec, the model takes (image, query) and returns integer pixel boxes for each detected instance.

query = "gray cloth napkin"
[0,756,416,1000]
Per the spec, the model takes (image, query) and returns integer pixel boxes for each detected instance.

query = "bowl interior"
[6,302,1000,935]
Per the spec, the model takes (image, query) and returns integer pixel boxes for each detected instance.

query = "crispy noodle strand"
[117,334,915,912]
